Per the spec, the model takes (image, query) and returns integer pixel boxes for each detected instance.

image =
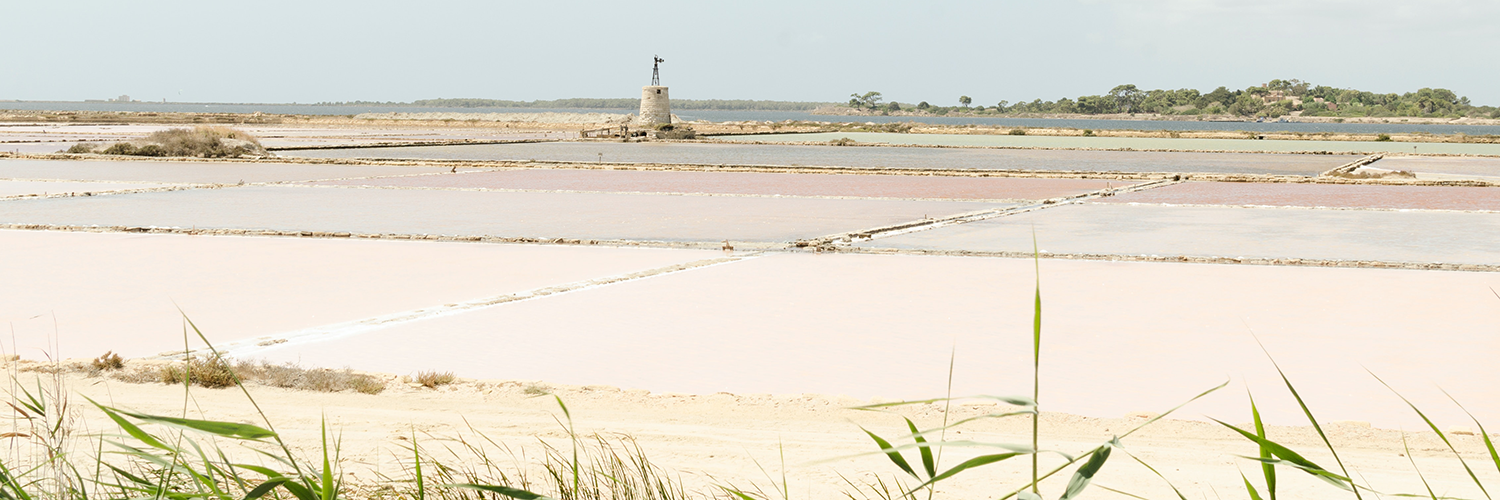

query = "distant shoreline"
[811,106,1500,127]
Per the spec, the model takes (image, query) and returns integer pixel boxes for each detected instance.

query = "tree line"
[847,80,1499,119]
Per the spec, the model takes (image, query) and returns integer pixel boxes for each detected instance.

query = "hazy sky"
[5,0,1497,105]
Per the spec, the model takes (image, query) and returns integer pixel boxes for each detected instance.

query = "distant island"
[834,79,1500,120]
[313,98,833,111]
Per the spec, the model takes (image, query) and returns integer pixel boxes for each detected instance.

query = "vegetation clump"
[68,126,267,158]
[653,123,696,140]
[414,370,456,388]
[847,78,1499,119]
[90,351,124,372]
[159,355,238,388]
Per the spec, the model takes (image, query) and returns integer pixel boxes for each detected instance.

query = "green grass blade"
[1114,440,1187,500]
[1235,457,1352,487]
[0,461,37,500]
[1211,419,1351,489]
[112,409,276,440]
[85,397,172,451]
[860,427,917,479]
[1060,443,1112,500]
[319,418,334,500]
[996,381,1226,500]
[850,395,1035,411]
[279,481,317,500]
[1443,390,1500,478]
[905,418,936,480]
[1255,339,1361,498]
[413,429,424,500]
[1096,484,1155,500]
[1031,229,1042,496]
[1371,372,1490,500]
[908,452,1027,491]
[230,464,286,479]
[718,486,763,500]
[1119,380,1229,440]
[1250,390,1277,500]
[1402,431,1440,500]
[1241,472,1266,500]
[441,484,547,500]
[242,478,290,500]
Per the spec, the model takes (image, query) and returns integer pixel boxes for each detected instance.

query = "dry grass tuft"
[91,351,124,372]
[158,356,238,388]
[414,370,456,389]
[228,359,387,394]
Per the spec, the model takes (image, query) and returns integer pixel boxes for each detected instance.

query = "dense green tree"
[1076,94,1116,114]
[848,91,883,109]
[1108,84,1144,113]
[958,95,972,107]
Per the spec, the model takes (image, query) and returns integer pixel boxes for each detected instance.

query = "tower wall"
[639,86,671,125]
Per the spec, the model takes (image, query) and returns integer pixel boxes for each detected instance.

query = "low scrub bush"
[1009,128,1027,135]
[95,126,266,158]
[158,355,237,388]
[90,351,123,371]
[653,124,697,140]
[415,370,456,388]
[64,143,98,153]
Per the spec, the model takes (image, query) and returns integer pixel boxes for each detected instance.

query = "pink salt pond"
[311,168,1132,200]
[1101,181,1500,211]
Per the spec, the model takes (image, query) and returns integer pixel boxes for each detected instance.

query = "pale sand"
[0,230,720,359]
[247,253,1500,431]
[14,368,1493,500]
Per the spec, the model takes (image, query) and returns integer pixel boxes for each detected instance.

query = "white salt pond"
[0,185,1004,242]
[861,202,1500,264]
[0,179,174,197]
[0,230,720,360]
[248,252,1500,430]
[0,158,458,183]
[284,142,1353,175]
[719,132,1500,156]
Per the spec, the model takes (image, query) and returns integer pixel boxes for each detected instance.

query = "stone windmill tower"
[638,56,671,126]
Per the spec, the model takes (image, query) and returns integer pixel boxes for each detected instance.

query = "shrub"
[1376,133,1393,142]
[1009,128,1027,136]
[101,142,138,155]
[159,356,237,388]
[1082,129,1095,137]
[227,359,387,394]
[415,370,455,388]
[64,143,97,154]
[91,351,124,371]
[97,127,266,158]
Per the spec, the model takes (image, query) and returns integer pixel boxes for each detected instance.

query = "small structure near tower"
[638,56,671,126]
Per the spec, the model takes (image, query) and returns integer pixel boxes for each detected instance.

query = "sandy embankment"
[7,364,1496,500]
